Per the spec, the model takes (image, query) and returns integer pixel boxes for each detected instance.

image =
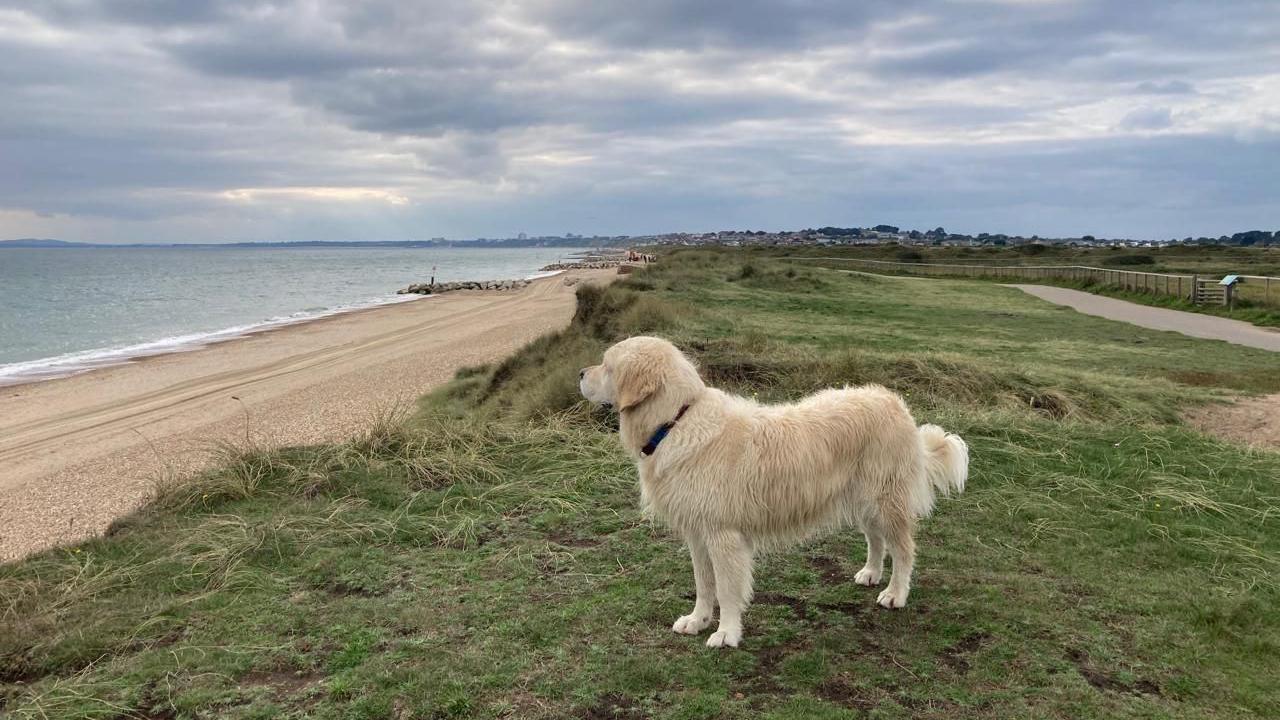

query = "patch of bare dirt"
[807,555,848,583]
[1066,648,1161,697]
[1184,394,1280,450]
[814,672,877,712]
[578,692,645,720]
[547,527,603,548]
[939,631,991,675]
[241,669,323,700]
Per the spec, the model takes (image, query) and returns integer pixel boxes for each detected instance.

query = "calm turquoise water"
[0,246,575,385]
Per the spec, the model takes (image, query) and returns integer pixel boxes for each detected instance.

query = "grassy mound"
[3,251,1278,719]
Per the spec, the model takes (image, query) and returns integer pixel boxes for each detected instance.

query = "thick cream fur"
[580,336,968,648]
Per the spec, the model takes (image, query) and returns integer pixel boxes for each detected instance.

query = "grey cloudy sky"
[2,0,1277,243]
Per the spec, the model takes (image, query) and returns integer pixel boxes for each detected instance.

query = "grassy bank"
[3,250,1279,719]
[771,243,1280,277]
[770,245,1280,326]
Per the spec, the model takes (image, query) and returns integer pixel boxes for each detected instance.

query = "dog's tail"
[910,424,969,517]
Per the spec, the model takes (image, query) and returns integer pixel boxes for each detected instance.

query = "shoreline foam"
[0,293,428,388]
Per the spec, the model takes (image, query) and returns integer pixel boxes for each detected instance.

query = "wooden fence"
[786,258,1280,310]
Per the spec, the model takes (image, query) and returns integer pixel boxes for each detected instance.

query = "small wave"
[524,269,565,280]
[0,293,427,387]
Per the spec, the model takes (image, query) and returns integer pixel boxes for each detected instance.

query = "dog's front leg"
[672,535,716,635]
[705,530,753,648]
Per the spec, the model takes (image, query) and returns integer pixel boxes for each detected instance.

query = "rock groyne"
[538,254,655,272]
[397,279,530,295]
[538,261,623,271]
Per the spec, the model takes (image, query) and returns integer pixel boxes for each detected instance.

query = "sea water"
[0,246,576,385]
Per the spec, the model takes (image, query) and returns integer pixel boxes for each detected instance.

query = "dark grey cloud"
[512,0,901,50]
[1,0,1278,242]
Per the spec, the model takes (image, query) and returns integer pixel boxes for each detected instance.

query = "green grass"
[3,250,1279,719]
[770,243,1280,278]
[769,244,1280,325]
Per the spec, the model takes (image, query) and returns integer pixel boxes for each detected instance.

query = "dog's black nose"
[578,368,587,379]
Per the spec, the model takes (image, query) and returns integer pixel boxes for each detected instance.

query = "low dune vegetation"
[3,250,1279,719]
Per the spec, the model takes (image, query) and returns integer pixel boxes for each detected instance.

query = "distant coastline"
[7,223,1275,250]
[0,237,631,249]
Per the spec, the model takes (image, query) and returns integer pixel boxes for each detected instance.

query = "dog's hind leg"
[672,535,716,635]
[876,509,917,609]
[705,530,753,648]
[854,529,885,586]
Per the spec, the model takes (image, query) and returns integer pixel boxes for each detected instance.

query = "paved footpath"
[1010,284,1280,353]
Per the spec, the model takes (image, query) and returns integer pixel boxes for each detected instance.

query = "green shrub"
[1103,254,1156,266]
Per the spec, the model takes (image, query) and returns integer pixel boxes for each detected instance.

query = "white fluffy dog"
[579,336,968,648]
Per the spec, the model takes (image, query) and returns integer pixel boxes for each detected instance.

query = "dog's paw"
[672,613,712,635]
[854,567,883,586]
[706,628,742,648]
[876,587,909,609]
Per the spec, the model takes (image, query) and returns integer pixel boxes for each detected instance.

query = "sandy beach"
[0,269,612,561]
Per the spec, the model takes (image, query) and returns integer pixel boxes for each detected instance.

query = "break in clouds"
[1,0,1278,242]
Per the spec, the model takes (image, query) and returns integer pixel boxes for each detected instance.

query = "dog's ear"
[615,354,660,411]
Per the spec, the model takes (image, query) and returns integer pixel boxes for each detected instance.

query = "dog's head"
[580,336,703,412]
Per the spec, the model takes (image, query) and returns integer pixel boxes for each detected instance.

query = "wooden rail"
[786,257,1280,309]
